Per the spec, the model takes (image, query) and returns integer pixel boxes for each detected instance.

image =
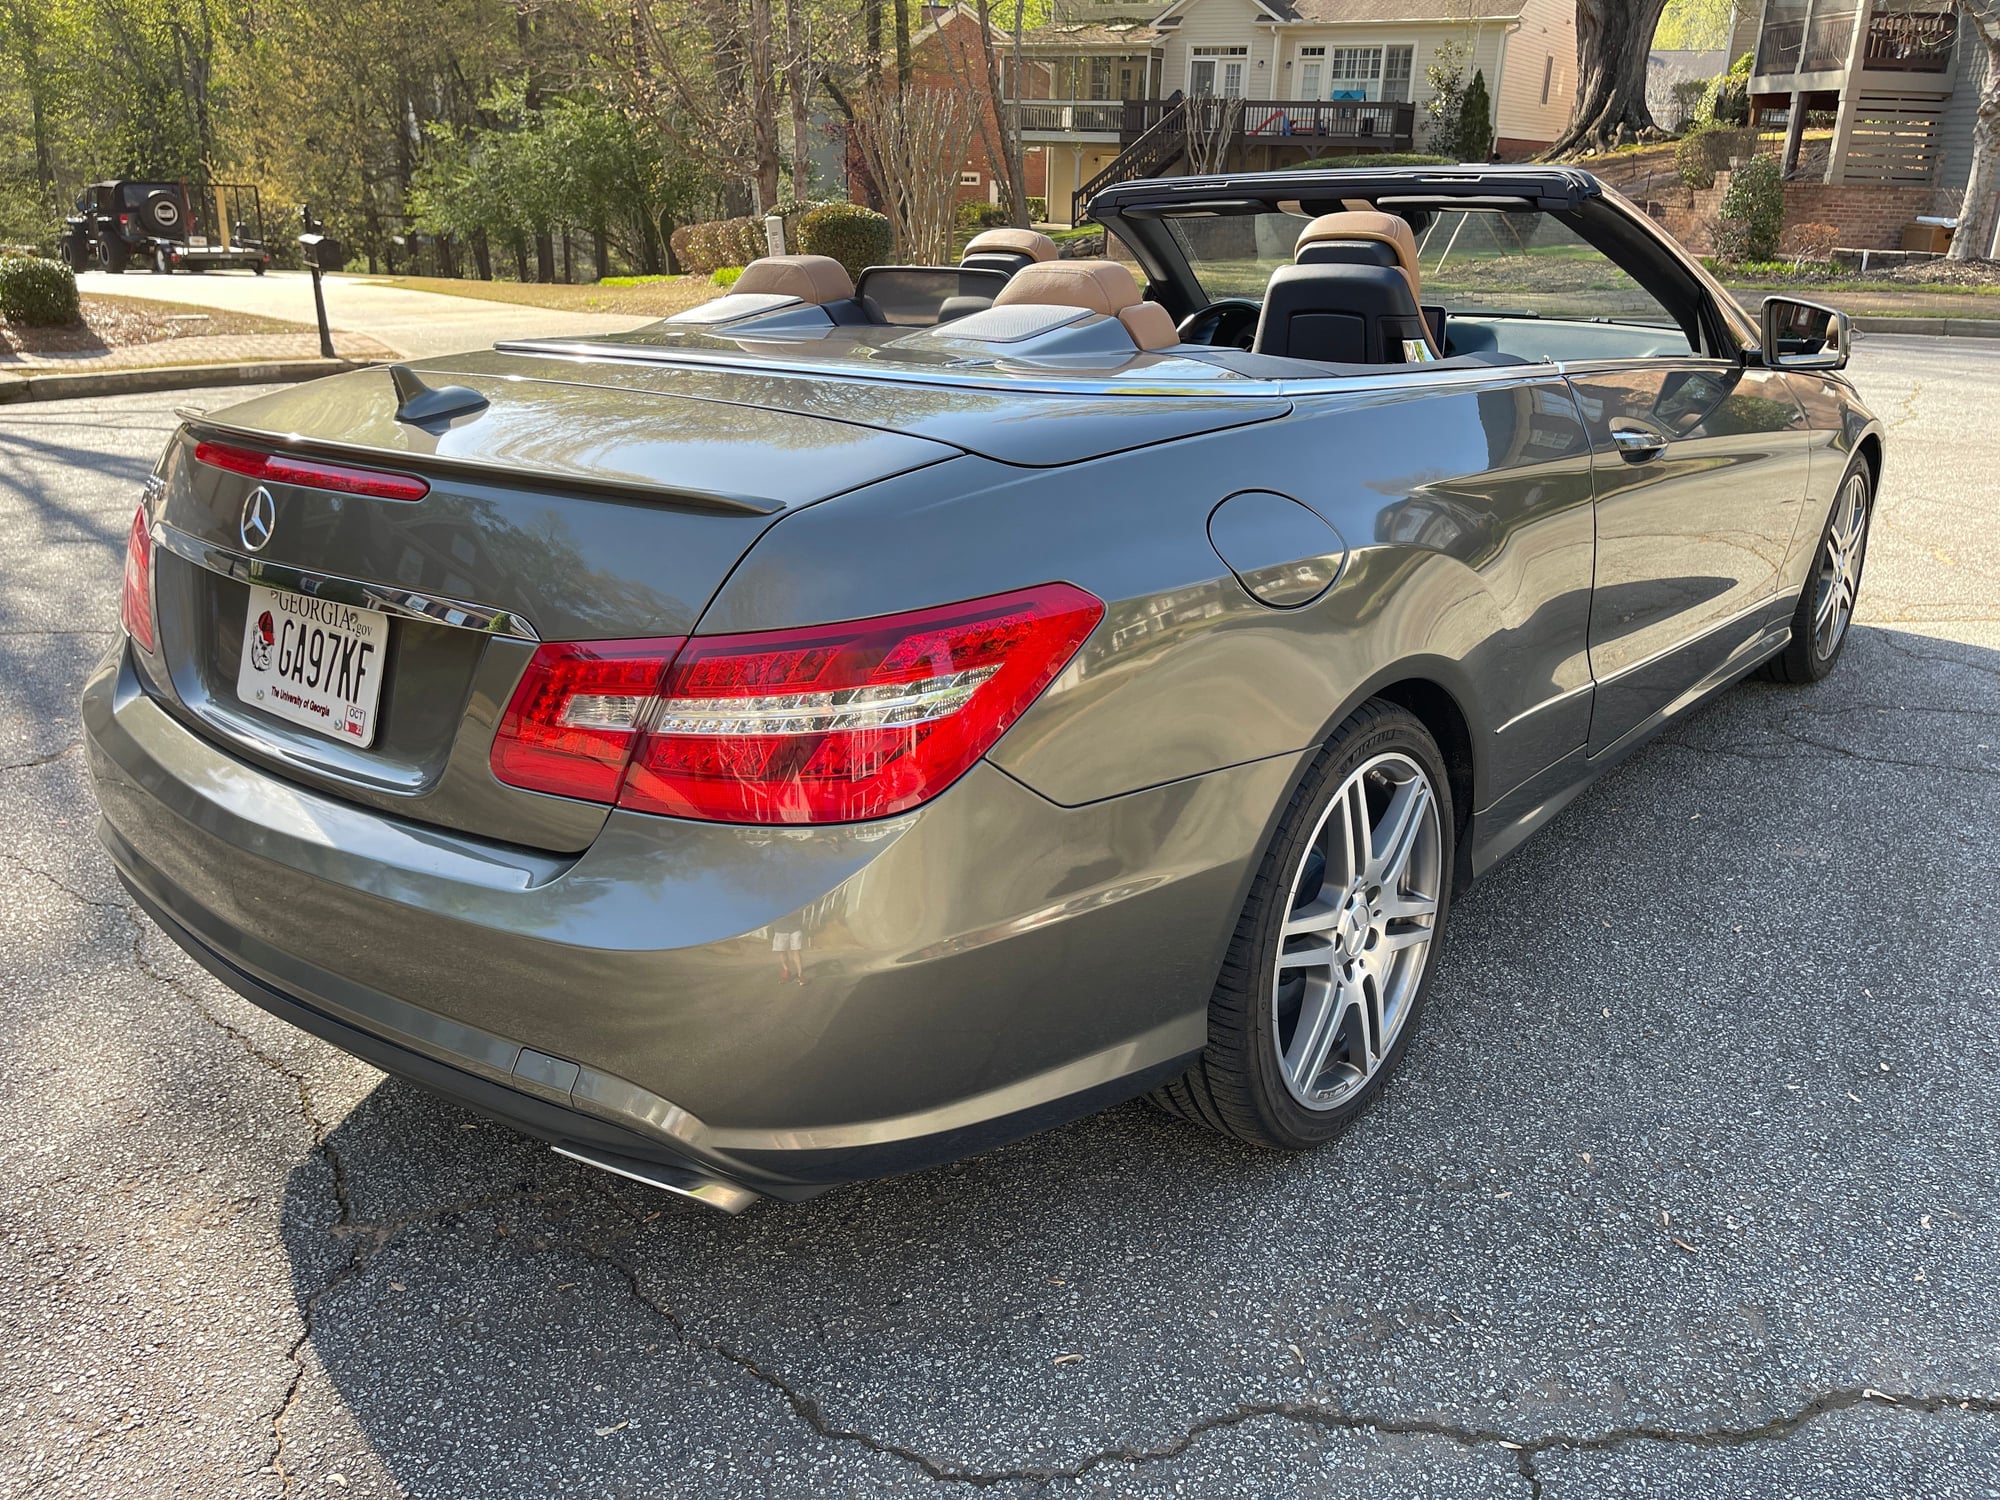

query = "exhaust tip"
[553,1144,761,1214]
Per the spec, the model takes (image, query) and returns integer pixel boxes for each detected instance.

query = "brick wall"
[1780,184,1933,252]
[1648,176,1935,254]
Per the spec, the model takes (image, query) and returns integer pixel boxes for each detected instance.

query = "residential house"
[1009,0,1579,225]
[1742,0,1991,251]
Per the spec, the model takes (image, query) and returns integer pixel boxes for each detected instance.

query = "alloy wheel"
[1272,751,1443,1111]
[1813,471,1869,659]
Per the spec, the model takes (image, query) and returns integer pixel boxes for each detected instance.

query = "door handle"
[1609,424,1668,463]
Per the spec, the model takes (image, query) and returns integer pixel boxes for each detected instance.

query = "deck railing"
[1010,96,1415,149]
[1863,4,1955,71]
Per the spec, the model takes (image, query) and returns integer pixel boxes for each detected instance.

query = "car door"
[1567,357,1813,754]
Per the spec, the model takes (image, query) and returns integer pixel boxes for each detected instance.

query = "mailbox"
[296,232,344,271]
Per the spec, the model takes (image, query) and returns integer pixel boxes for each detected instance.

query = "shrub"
[1295,151,1452,169]
[957,200,1010,231]
[671,217,769,276]
[770,197,836,252]
[795,202,893,281]
[1714,155,1786,262]
[1676,126,1721,188]
[711,266,743,287]
[1669,78,1709,133]
[1677,126,1755,188]
[1779,220,1839,264]
[1456,70,1494,162]
[1700,53,1752,128]
[668,224,696,274]
[0,255,80,326]
[1025,196,1048,222]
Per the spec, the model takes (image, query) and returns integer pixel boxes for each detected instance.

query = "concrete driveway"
[73,268,656,359]
[0,338,1995,1498]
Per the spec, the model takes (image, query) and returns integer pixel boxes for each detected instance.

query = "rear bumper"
[84,644,1296,1192]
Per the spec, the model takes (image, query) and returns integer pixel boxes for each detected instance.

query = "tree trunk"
[748,0,782,210]
[893,0,911,91]
[1541,0,1670,157]
[593,225,610,280]
[784,0,811,201]
[472,227,493,280]
[1948,6,2000,261]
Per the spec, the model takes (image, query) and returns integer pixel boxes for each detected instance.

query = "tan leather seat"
[962,228,1059,265]
[1294,211,1423,303]
[733,254,855,305]
[992,259,1179,351]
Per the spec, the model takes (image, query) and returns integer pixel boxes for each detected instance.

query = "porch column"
[1782,88,1808,177]
[1823,0,1874,185]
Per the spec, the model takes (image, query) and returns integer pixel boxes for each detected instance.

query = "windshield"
[1167,207,1687,329]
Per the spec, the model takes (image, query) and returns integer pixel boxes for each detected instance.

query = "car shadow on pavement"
[272,624,2000,1497]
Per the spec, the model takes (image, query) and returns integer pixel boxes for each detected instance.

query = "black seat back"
[1253,262,1435,365]
[1295,239,1402,272]
[960,249,1039,278]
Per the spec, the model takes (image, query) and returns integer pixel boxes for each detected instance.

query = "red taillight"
[192,440,429,502]
[489,640,683,804]
[488,585,1103,825]
[120,506,154,653]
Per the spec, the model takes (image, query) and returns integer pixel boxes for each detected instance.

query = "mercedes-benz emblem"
[239,486,276,552]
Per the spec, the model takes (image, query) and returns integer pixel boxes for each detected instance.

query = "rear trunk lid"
[146,364,957,852]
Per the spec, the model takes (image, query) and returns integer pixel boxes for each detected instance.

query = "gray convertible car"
[84,166,1880,1211]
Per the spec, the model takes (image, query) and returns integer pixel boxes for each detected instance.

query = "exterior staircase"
[1072,92,1188,226]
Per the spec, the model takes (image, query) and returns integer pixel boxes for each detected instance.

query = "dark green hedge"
[0,255,80,327]
[796,203,893,281]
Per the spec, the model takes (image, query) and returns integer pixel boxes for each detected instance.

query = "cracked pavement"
[2,337,1997,1498]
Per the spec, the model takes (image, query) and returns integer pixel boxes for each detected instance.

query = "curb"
[0,357,375,405]
[1851,315,2000,340]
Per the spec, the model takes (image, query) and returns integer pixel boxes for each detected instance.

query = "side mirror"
[1760,295,1849,371]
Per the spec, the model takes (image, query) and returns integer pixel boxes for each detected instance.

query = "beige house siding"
[1163,19,1502,109]
[1160,0,1282,100]
[1491,0,1574,147]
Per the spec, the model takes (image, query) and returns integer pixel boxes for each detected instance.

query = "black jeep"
[62,180,272,275]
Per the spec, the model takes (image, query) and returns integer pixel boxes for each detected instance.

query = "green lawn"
[363,275,719,317]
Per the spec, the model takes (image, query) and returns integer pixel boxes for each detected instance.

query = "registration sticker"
[236,584,389,747]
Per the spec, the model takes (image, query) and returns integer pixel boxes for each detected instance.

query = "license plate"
[187,235,208,248]
[236,585,388,747]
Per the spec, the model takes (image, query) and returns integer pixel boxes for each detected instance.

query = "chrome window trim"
[151,521,542,641]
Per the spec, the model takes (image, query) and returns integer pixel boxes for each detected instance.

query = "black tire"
[151,247,170,274]
[100,241,127,274]
[1762,455,1873,684]
[253,262,267,276]
[1152,699,1456,1150]
[143,191,182,236]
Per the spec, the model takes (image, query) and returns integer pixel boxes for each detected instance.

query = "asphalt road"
[72,267,655,359]
[2,338,1996,1499]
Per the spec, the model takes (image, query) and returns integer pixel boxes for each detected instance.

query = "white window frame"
[1297,44,1325,101]
[1190,45,1249,99]
[1312,42,1414,103]
[1381,44,1414,104]
[959,171,981,186]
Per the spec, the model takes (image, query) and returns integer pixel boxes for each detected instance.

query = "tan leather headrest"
[734,254,855,305]
[991,259,1175,353]
[1118,302,1180,352]
[1295,211,1421,301]
[993,259,1144,316]
[964,228,1058,264]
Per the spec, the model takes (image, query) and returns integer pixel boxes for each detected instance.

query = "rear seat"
[992,260,1180,352]
[959,229,1059,279]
